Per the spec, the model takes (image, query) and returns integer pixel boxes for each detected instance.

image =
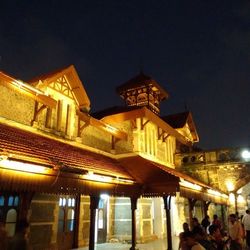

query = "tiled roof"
[161,112,190,128]
[0,123,132,180]
[91,106,139,119]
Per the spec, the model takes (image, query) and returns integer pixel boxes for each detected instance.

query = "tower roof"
[116,72,169,101]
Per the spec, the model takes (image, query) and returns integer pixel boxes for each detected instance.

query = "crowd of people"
[179,212,250,250]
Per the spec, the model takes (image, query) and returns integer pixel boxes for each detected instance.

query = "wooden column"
[89,195,100,250]
[19,192,34,222]
[234,192,238,214]
[202,201,211,217]
[73,194,81,249]
[163,195,172,250]
[188,198,197,228]
[130,196,138,250]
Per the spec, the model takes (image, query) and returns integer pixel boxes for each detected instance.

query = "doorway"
[97,195,108,243]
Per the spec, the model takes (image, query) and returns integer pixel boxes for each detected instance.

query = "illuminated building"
[0,67,227,249]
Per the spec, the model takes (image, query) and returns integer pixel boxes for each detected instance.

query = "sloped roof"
[91,106,137,119]
[162,111,199,142]
[116,72,169,101]
[0,123,131,179]
[162,112,190,128]
[29,65,90,111]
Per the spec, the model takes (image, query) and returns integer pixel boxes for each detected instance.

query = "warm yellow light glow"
[180,179,202,191]
[237,188,242,194]
[83,172,134,184]
[229,193,235,204]
[237,195,245,204]
[105,124,118,133]
[207,189,228,198]
[14,80,45,95]
[0,159,48,174]
[226,181,234,192]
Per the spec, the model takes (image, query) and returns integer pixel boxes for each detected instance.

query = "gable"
[29,65,91,112]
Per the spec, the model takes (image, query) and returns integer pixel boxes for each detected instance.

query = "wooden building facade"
[0,67,228,250]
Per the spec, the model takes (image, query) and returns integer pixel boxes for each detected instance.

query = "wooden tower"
[116,72,169,115]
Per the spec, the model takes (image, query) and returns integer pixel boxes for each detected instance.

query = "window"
[0,193,19,236]
[5,209,17,237]
[58,196,75,233]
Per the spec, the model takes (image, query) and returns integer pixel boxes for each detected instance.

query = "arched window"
[8,196,14,206]
[5,209,17,236]
[14,196,19,207]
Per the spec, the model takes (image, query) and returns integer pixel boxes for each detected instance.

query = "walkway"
[73,237,179,250]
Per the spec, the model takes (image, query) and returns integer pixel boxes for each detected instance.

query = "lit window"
[8,196,14,206]
[14,196,19,207]
[0,196,4,206]
[68,198,72,207]
[5,209,17,237]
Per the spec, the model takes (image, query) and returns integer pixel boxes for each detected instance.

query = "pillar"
[73,194,81,248]
[130,196,138,250]
[188,198,197,228]
[163,195,172,250]
[19,192,34,223]
[89,195,100,250]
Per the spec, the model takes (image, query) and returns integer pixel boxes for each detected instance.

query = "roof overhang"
[100,107,192,146]
[29,65,90,111]
[77,110,128,140]
[0,71,57,108]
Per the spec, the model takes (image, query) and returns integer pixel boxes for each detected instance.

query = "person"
[228,213,243,250]
[183,231,206,250]
[7,220,31,250]
[192,217,203,232]
[179,222,190,250]
[0,221,8,250]
[208,224,226,250]
[212,214,222,230]
[242,209,250,248]
[201,215,210,233]
[193,226,213,249]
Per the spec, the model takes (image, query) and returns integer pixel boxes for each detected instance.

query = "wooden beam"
[77,110,127,140]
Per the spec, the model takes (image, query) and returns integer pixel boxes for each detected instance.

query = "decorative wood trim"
[140,118,150,130]
[31,102,47,126]
[65,104,70,135]
[77,110,127,140]
[77,119,89,137]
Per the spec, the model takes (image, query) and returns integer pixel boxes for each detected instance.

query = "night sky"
[1,0,250,150]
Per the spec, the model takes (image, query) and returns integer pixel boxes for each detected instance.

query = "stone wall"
[0,85,34,125]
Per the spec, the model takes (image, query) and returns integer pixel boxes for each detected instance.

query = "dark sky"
[1,0,250,150]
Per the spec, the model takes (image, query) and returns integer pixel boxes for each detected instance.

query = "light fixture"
[83,171,134,184]
[0,158,48,174]
[241,150,250,160]
[180,179,202,191]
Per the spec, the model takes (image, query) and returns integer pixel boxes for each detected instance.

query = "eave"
[77,110,127,140]
[100,107,192,146]
[0,71,57,109]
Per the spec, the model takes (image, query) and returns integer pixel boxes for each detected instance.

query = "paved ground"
[73,237,179,250]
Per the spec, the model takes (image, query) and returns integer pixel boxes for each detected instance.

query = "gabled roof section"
[29,65,90,111]
[0,71,57,108]
[97,106,193,146]
[116,72,169,101]
[91,106,138,119]
[162,111,199,142]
